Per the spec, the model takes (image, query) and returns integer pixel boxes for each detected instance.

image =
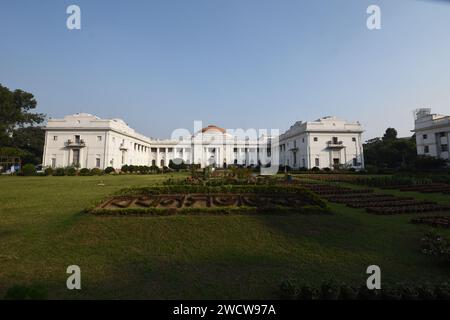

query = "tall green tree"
[0,84,45,163]
[364,128,417,170]
[382,127,398,141]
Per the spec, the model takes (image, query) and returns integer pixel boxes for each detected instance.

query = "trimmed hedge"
[88,205,329,217]
[79,168,91,176]
[279,279,450,300]
[116,184,327,208]
[104,167,115,174]
[21,164,36,176]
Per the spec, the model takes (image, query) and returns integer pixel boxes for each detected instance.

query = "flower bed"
[367,204,450,215]
[87,185,329,216]
[383,183,450,195]
[298,182,450,215]
[412,216,450,228]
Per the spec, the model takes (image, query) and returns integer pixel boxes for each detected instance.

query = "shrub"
[21,164,37,176]
[398,284,419,300]
[104,166,115,174]
[121,164,129,173]
[320,279,340,300]
[380,285,402,300]
[149,165,160,173]
[44,167,53,176]
[279,279,299,299]
[421,232,450,261]
[414,155,448,172]
[79,168,91,176]
[435,283,450,300]
[338,284,357,300]
[162,166,170,173]
[357,285,379,300]
[298,285,319,300]
[4,284,48,300]
[90,168,103,176]
[65,166,77,176]
[417,283,436,300]
[139,165,150,174]
[54,167,65,176]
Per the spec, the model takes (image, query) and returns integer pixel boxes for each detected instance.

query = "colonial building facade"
[279,116,364,169]
[42,113,364,171]
[413,108,450,160]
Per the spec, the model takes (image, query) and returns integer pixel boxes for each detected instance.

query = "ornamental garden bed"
[411,216,450,228]
[298,183,450,215]
[87,185,329,216]
[383,183,450,195]
[366,204,450,215]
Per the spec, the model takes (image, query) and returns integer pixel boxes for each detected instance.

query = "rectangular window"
[315,158,320,167]
[353,158,357,166]
[97,136,102,141]
[96,157,101,168]
[441,144,448,152]
[234,148,238,153]
[313,137,318,142]
[75,135,80,143]
[332,137,338,144]
[439,132,446,137]
[51,158,56,168]
[423,134,428,140]
[53,136,58,141]
[424,146,429,153]
[352,137,356,142]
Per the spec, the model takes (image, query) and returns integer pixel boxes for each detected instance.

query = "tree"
[0,84,45,164]
[364,128,417,170]
[382,128,398,141]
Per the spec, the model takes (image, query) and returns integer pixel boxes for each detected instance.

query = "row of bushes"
[120,164,172,174]
[18,165,177,176]
[353,175,433,187]
[421,232,450,262]
[18,164,112,176]
[279,279,450,300]
[89,204,328,217]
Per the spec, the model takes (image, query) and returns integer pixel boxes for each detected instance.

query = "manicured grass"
[0,174,449,299]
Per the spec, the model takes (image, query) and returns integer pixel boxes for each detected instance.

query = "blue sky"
[1,0,450,139]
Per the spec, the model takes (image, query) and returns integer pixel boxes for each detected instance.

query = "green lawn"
[1,174,449,299]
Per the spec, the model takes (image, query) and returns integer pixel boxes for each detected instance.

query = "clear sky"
[1,0,450,140]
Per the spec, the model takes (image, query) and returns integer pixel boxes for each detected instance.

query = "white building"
[42,113,267,169]
[413,108,450,160]
[278,116,364,169]
[42,113,364,171]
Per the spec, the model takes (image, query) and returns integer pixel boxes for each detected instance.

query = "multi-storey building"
[278,116,364,169]
[42,113,364,171]
[42,113,267,169]
[413,108,450,160]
